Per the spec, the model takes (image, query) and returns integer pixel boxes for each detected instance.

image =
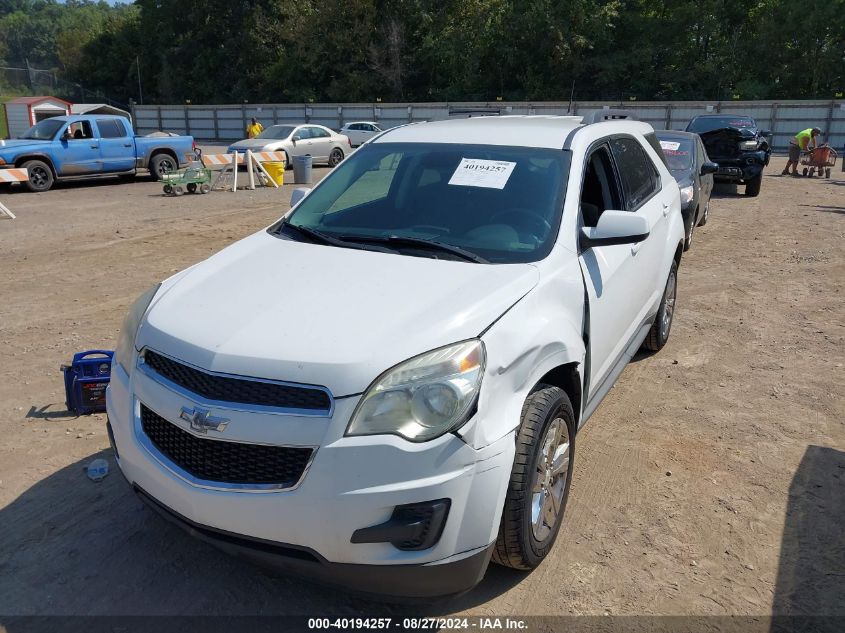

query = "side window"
[96,119,126,138]
[293,127,309,140]
[644,132,669,169]
[580,144,623,228]
[66,121,93,140]
[610,137,660,211]
[309,127,330,138]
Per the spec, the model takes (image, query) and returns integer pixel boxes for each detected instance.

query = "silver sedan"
[228,124,351,167]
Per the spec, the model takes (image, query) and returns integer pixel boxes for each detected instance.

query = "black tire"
[284,151,292,170]
[149,153,176,181]
[642,260,678,352]
[825,168,831,179]
[328,147,344,167]
[162,184,173,195]
[683,210,696,251]
[802,168,809,177]
[22,159,54,192]
[187,182,197,194]
[697,201,709,227]
[493,385,575,570]
[745,173,762,197]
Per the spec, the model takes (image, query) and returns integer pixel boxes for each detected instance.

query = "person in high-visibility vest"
[782,127,821,175]
[246,118,264,139]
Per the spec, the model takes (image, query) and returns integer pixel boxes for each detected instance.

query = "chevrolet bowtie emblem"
[179,406,229,434]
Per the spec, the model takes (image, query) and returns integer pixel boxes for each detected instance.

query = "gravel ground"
[0,156,842,619]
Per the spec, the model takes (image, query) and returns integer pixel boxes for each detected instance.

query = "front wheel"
[328,147,344,167]
[149,153,176,181]
[643,260,677,352]
[697,201,709,226]
[684,211,696,251]
[22,159,54,192]
[493,385,575,570]
[745,173,762,197]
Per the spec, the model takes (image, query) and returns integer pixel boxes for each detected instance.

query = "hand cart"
[162,148,213,195]
[801,144,837,178]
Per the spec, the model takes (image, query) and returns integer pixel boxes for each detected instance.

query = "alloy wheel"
[531,417,570,542]
[661,269,677,340]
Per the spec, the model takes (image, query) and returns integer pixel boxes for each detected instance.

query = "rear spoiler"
[584,109,638,124]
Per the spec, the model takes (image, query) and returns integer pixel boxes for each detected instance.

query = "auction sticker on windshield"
[448,158,516,189]
[660,141,681,151]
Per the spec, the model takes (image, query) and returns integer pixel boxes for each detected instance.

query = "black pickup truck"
[685,114,771,197]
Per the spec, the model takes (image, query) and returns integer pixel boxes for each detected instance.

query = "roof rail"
[584,109,638,124]
[448,106,502,118]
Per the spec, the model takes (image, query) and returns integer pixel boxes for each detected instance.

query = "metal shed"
[3,96,72,138]
[70,103,132,124]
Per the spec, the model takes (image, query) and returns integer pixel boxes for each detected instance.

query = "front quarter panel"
[459,249,586,450]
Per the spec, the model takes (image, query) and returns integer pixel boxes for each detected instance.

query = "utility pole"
[136,56,143,105]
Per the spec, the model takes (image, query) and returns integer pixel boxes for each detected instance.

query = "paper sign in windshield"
[448,158,516,189]
[660,141,681,151]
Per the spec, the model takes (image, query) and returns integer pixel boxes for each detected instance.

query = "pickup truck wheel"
[22,160,54,192]
[149,154,176,181]
[328,148,344,167]
[745,173,762,197]
[643,261,677,352]
[493,384,575,570]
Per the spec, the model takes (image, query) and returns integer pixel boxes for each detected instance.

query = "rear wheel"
[149,153,176,181]
[162,184,173,195]
[22,160,54,192]
[643,260,677,352]
[187,182,197,194]
[199,183,211,194]
[173,185,184,196]
[493,385,575,570]
[745,173,762,197]
[328,147,344,167]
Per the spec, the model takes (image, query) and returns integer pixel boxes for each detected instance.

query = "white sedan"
[228,124,350,167]
[339,121,383,147]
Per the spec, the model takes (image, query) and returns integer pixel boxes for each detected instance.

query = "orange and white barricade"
[204,151,285,192]
[0,168,28,219]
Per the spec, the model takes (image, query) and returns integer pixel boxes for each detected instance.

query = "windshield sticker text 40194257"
[448,158,517,189]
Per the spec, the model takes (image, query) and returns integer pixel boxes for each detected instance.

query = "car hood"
[228,138,282,150]
[0,139,50,153]
[138,231,539,396]
[670,170,694,185]
[698,127,757,143]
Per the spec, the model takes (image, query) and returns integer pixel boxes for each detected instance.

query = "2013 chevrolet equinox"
[107,115,684,599]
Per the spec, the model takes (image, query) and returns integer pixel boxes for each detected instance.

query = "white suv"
[107,115,684,599]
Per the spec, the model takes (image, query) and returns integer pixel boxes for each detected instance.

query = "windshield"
[688,116,755,134]
[21,118,65,140]
[657,137,694,171]
[257,125,295,140]
[280,142,570,264]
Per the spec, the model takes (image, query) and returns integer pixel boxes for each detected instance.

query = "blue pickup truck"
[0,114,195,192]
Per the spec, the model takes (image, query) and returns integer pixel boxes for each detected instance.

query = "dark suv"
[685,114,771,197]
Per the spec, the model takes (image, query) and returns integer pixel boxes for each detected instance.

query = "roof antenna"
[567,80,576,114]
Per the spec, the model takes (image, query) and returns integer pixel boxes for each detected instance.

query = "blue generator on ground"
[61,350,114,415]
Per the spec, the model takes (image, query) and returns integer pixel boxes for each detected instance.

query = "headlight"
[114,284,160,375]
[739,140,758,151]
[345,340,486,442]
[679,185,694,204]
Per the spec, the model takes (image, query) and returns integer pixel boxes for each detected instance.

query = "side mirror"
[580,210,649,249]
[290,187,311,208]
[701,161,719,175]
[760,129,772,137]
[60,130,71,141]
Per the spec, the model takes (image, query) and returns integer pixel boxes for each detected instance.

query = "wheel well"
[536,363,582,426]
[150,148,178,166]
[674,241,683,267]
[15,155,56,177]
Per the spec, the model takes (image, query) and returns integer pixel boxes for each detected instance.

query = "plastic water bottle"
[87,458,109,482]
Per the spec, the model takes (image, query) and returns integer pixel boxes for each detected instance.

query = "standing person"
[246,117,264,139]
[783,127,821,175]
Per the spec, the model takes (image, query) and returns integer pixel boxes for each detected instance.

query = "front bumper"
[713,152,766,182]
[106,358,514,598]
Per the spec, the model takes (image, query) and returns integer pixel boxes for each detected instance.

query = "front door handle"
[631,242,641,255]
[90,145,99,149]
[662,202,670,217]
[123,143,132,148]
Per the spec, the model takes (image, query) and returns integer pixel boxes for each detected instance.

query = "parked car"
[108,115,684,599]
[228,124,350,168]
[656,130,718,250]
[0,115,194,192]
[339,121,383,147]
[685,114,771,197]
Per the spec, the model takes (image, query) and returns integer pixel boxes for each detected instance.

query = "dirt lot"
[0,156,842,618]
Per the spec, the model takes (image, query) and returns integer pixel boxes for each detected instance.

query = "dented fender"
[458,249,587,450]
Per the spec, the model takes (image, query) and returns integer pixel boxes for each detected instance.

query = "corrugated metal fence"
[132,100,845,152]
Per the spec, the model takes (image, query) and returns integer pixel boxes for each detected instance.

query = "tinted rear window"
[687,117,755,134]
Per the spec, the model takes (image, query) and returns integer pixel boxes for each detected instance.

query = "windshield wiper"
[340,234,489,264]
[278,221,395,253]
